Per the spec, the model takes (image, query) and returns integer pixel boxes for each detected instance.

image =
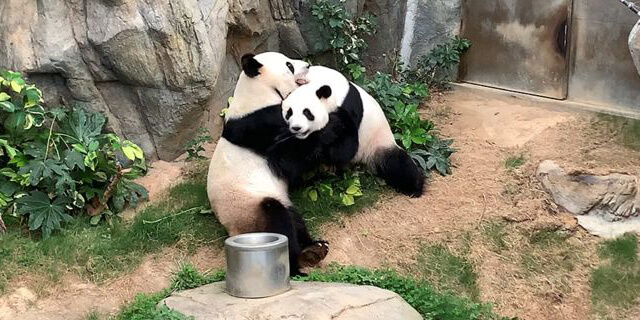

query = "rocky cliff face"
[0,0,453,160]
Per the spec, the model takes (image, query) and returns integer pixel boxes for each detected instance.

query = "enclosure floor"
[3,86,640,320]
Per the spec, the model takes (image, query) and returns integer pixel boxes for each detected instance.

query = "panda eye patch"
[286,62,294,74]
[303,108,315,121]
[285,108,293,120]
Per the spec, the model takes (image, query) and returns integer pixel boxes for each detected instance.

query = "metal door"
[568,0,640,113]
[459,0,572,99]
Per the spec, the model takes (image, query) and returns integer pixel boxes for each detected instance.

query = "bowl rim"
[225,232,288,251]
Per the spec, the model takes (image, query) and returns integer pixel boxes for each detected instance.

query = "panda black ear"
[316,85,332,99]
[241,53,262,78]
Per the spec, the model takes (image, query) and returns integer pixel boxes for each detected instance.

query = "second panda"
[269,66,425,197]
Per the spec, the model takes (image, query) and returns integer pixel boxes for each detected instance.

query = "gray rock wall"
[0,0,462,160]
[631,20,640,77]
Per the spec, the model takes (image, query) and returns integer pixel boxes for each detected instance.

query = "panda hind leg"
[260,198,304,276]
[292,212,329,268]
[374,147,425,198]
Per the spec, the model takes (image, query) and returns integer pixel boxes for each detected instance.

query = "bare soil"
[3,85,639,320]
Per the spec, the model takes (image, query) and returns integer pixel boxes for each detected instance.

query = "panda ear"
[241,53,262,78]
[316,85,332,99]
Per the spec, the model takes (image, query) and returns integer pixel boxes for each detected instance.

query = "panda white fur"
[207,52,328,276]
[280,65,425,197]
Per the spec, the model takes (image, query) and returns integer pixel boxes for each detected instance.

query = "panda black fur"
[280,66,425,197]
[207,52,329,276]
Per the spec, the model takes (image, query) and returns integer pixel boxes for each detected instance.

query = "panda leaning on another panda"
[207,52,329,276]
[274,65,425,197]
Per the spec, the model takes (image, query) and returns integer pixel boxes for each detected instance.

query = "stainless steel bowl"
[224,233,290,298]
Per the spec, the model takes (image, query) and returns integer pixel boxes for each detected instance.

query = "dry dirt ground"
[2,85,639,320]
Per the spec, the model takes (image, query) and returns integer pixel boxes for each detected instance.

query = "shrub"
[311,0,377,80]
[0,70,147,238]
[184,128,212,161]
[402,37,472,89]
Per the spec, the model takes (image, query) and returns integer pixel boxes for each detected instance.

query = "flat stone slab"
[160,281,422,320]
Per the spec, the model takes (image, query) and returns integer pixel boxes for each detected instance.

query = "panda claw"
[298,241,330,267]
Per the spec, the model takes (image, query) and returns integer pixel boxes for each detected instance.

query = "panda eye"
[286,62,294,74]
[303,108,315,121]
[285,108,293,120]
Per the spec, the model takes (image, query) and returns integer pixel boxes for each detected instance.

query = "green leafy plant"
[184,128,213,161]
[311,0,377,80]
[302,169,364,207]
[403,37,472,88]
[0,70,148,238]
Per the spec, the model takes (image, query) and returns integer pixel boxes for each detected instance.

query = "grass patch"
[0,163,385,292]
[597,113,640,151]
[113,263,509,320]
[0,175,224,292]
[301,265,508,320]
[413,244,480,300]
[591,233,640,312]
[504,153,526,169]
[482,221,508,252]
[528,228,570,247]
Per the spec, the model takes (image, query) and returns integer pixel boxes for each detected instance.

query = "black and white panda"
[207,52,328,276]
[279,65,425,197]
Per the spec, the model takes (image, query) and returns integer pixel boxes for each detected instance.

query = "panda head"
[281,84,334,139]
[241,52,310,99]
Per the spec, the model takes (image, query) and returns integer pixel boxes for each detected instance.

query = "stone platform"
[160,281,422,320]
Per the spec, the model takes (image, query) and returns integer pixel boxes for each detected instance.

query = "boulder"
[537,160,640,238]
[160,281,422,320]
[0,0,229,160]
[630,20,640,77]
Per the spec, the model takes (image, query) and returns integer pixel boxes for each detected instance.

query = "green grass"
[591,233,640,312]
[482,221,508,252]
[504,154,526,169]
[597,113,640,151]
[0,176,224,292]
[528,228,570,247]
[413,244,480,300]
[0,166,385,293]
[111,263,510,320]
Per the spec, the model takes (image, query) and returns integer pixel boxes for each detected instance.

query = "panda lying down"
[268,65,425,197]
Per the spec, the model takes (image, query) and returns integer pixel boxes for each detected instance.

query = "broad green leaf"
[345,184,359,195]
[90,215,102,226]
[10,78,25,93]
[308,189,318,202]
[58,107,106,145]
[0,139,17,159]
[88,140,99,152]
[24,87,41,107]
[64,149,86,171]
[122,146,136,160]
[0,92,10,102]
[72,144,87,154]
[0,101,15,113]
[18,192,72,238]
[341,193,355,206]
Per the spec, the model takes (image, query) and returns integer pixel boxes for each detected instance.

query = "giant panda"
[207,52,329,276]
[278,65,425,197]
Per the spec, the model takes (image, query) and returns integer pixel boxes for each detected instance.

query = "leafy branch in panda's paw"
[0,70,149,238]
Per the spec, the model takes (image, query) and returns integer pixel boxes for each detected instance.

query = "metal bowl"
[224,233,290,298]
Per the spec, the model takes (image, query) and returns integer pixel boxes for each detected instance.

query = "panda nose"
[291,126,302,132]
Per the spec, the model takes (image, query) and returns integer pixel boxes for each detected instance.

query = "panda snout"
[291,126,302,132]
